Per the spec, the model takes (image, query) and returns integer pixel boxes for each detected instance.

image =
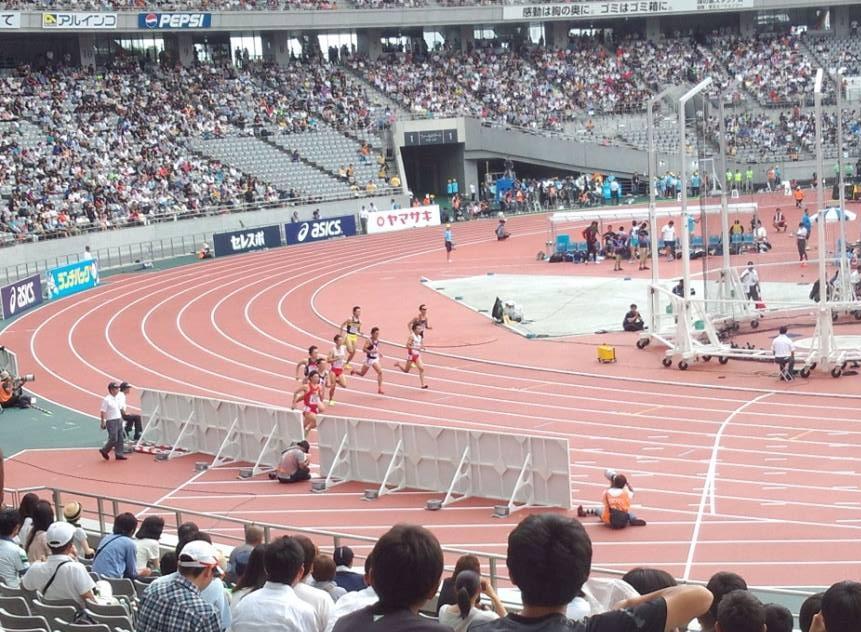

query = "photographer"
[0,370,33,410]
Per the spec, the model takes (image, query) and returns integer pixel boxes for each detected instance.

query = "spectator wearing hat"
[63,501,95,559]
[99,382,126,461]
[231,537,316,632]
[227,524,264,584]
[92,512,152,580]
[21,521,96,606]
[117,382,143,441]
[137,540,222,632]
[333,546,365,592]
[0,508,29,587]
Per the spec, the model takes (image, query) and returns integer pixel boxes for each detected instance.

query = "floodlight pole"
[717,91,732,290]
[679,78,713,302]
[647,86,675,333]
[814,68,834,367]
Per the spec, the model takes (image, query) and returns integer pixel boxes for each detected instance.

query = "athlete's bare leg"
[372,363,384,394]
[303,412,317,434]
[415,358,427,389]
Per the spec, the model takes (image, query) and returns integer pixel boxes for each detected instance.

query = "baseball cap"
[0,370,10,380]
[119,382,131,391]
[179,540,220,570]
[63,501,83,522]
[46,521,76,548]
[108,382,119,390]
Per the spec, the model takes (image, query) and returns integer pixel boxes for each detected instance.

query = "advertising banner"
[42,12,117,29]
[47,260,99,300]
[0,274,42,320]
[212,225,281,257]
[0,12,20,28]
[502,0,752,20]
[366,205,441,235]
[138,12,212,29]
[285,215,357,246]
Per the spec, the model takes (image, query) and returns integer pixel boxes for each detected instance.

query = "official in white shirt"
[99,382,126,460]
[231,537,316,632]
[771,326,795,381]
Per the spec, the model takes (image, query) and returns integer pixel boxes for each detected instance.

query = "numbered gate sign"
[0,274,43,320]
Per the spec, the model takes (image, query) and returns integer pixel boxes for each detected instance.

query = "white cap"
[46,522,76,548]
[178,541,219,569]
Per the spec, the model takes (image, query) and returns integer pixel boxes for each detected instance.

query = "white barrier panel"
[317,416,571,515]
[549,203,758,225]
[366,204,441,235]
[139,389,304,473]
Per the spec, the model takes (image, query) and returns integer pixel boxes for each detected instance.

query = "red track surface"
[4,196,861,587]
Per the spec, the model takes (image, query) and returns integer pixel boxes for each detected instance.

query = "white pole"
[835,72,849,299]
[717,91,732,301]
[814,68,833,366]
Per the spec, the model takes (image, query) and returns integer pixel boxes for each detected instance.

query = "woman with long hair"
[230,544,268,612]
[135,515,165,571]
[16,492,39,547]
[438,570,505,632]
[25,500,54,562]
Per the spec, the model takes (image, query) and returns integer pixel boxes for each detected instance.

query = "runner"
[295,345,320,383]
[326,334,353,406]
[315,359,333,401]
[407,304,432,340]
[291,371,326,435]
[339,306,362,365]
[394,322,428,389]
[352,326,384,394]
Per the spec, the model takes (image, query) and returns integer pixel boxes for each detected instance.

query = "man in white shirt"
[324,556,376,632]
[21,522,95,606]
[739,262,761,302]
[231,536,316,632]
[118,382,143,441]
[661,220,676,261]
[99,382,126,460]
[292,535,334,632]
[0,508,29,587]
[771,326,795,381]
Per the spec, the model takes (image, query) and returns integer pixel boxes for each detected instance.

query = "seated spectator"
[333,546,366,593]
[472,513,712,632]
[325,554,376,632]
[577,471,646,528]
[438,570,505,632]
[820,580,861,632]
[496,218,510,241]
[436,554,480,615]
[764,603,794,632]
[0,508,29,587]
[231,537,315,632]
[623,304,645,332]
[63,501,95,559]
[160,551,178,577]
[229,543,269,613]
[227,524,265,584]
[698,572,749,632]
[16,492,40,548]
[312,555,347,602]
[621,567,677,596]
[799,592,824,632]
[716,590,765,632]
[135,515,165,572]
[332,524,447,631]
[21,522,95,606]
[293,534,335,631]
[25,499,54,563]
[92,512,152,580]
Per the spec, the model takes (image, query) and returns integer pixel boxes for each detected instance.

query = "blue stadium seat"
[555,234,571,254]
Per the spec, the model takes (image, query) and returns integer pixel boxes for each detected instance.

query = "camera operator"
[0,370,33,410]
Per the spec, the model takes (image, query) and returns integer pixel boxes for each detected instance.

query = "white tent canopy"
[549,203,759,225]
[810,207,857,223]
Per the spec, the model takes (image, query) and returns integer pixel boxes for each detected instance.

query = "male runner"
[339,306,362,365]
[352,327,384,394]
[292,371,326,434]
[394,322,428,389]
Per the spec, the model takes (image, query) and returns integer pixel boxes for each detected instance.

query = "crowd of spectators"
[1,496,857,632]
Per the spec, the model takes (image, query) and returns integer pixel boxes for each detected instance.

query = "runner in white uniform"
[326,334,352,405]
[394,323,428,389]
[352,327,384,394]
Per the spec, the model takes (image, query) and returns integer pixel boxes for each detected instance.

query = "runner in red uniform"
[292,371,326,434]
[394,322,428,389]
[352,326,384,394]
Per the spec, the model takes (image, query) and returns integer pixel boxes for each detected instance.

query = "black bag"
[609,509,629,529]
[548,253,564,263]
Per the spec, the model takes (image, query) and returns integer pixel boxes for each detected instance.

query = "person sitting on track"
[327,335,353,406]
[296,346,320,383]
[623,304,645,332]
[772,208,787,233]
[351,327,384,395]
[495,217,510,241]
[292,371,326,435]
[339,306,363,366]
[394,322,428,389]
[268,440,311,484]
[577,470,646,528]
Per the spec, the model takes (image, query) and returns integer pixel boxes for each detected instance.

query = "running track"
[3,205,861,587]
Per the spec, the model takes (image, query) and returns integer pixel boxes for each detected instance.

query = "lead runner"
[339,306,362,366]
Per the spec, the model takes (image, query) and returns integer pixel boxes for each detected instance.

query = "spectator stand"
[313,415,571,518]
[137,389,304,476]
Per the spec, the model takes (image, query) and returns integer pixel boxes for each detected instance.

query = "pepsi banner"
[139,12,211,29]
[285,215,357,246]
[0,274,42,320]
[47,260,99,301]
[212,225,281,257]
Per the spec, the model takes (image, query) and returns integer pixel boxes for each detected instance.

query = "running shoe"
[328,400,336,406]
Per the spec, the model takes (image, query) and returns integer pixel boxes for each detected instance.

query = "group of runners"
[291,304,432,433]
